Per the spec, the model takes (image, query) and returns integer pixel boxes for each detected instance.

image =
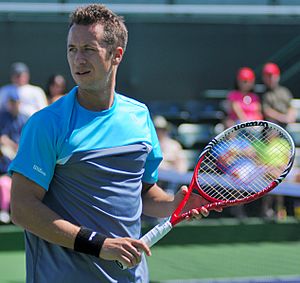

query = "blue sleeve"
[8,110,58,190]
[142,112,162,184]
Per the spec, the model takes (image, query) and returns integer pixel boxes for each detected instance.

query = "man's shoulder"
[28,107,60,126]
[32,88,76,121]
[117,93,148,111]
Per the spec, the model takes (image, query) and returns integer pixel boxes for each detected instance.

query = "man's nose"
[75,51,87,64]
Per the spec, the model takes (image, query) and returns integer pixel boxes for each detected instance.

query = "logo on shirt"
[33,165,46,176]
[130,113,143,125]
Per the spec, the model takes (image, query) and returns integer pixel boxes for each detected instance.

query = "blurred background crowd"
[0,59,299,224]
[0,62,67,223]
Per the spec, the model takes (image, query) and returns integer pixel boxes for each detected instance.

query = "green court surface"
[147,242,300,282]
[0,251,25,283]
[0,242,299,283]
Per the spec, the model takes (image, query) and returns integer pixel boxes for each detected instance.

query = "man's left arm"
[142,183,211,219]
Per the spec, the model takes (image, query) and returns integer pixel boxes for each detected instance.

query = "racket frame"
[171,120,295,225]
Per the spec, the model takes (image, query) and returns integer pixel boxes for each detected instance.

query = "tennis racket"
[117,120,295,269]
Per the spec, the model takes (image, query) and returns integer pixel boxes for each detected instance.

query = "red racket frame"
[170,121,295,226]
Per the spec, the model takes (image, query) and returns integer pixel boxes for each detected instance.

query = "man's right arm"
[10,172,80,249]
[10,172,150,267]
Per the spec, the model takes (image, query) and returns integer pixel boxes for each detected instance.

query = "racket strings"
[199,152,249,200]
[197,126,293,201]
[202,132,265,198]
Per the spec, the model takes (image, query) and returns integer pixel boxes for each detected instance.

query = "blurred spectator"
[225,67,263,128]
[0,151,11,223]
[45,74,67,104]
[261,62,297,128]
[0,90,28,223]
[0,62,48,116]
[224,67,263,218]
[142,115,188,224]
[153,115,188,174]
[261,62,297,220]
[0,90,29,160]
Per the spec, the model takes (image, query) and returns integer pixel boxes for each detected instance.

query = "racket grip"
[116,219,173,270]
[140,219,173,248]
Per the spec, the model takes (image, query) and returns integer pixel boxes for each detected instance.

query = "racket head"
[194,120,295,208]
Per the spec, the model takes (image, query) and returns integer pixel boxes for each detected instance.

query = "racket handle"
[116,219,173,270]
[140,219,173,247]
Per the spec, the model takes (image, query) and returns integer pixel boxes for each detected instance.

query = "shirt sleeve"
[142,112,163,184]
[8,110,58,190]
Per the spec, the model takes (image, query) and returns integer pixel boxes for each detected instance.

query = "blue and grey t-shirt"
[9,87,162,283]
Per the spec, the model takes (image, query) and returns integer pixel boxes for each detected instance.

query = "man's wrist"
[74,226,107,257]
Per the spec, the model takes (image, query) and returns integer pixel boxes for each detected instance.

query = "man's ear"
[112,47,124,65]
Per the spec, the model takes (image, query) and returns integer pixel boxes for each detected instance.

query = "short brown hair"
[69,4,128,52]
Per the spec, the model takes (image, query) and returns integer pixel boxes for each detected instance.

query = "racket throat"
[170,214,184,226]
[171,183,195,224]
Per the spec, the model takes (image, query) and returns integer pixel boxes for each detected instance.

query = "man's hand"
[100,237,151,268]
[175,186,222,221]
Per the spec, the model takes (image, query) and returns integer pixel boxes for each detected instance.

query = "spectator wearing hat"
[0,89,29,160]
[261,62,297,220]
[0,90,29,224]
[0,62,48,117]
[225,66,263,128]
[224,67,263,218]
[261,62,296,129]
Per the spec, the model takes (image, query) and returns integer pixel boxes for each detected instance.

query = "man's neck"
[77,87,115,111]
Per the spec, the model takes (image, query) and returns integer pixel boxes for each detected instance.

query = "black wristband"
[74,226,107,257]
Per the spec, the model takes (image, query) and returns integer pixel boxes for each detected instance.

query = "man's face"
[263,74,280,90]
[67,23,116,91]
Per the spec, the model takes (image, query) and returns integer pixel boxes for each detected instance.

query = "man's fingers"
[180,185,189,195]
[185,207,209,221]
[123,244,141,265]
[133,240,151,257]
[214,207,223,212]
[121,239,152,268]
[199,207,209,217]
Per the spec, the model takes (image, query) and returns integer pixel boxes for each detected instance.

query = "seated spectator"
[0,90,29,160]
[45,74,67,104]
[261,62,296,128]
[0,91,28,224]
[224,67,263,218]
[153,115,188,174]
[261,62,297,220]
[142,115,188,224]
[225,67,263,128]
[0,62,48,116]
[0,150,11,223]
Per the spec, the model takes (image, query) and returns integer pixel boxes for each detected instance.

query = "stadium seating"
[177,123,215,149]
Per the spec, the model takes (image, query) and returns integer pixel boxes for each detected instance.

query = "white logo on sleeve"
[33,165,46,176]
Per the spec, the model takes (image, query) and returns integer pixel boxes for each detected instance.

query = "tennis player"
[9,4,210,283]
